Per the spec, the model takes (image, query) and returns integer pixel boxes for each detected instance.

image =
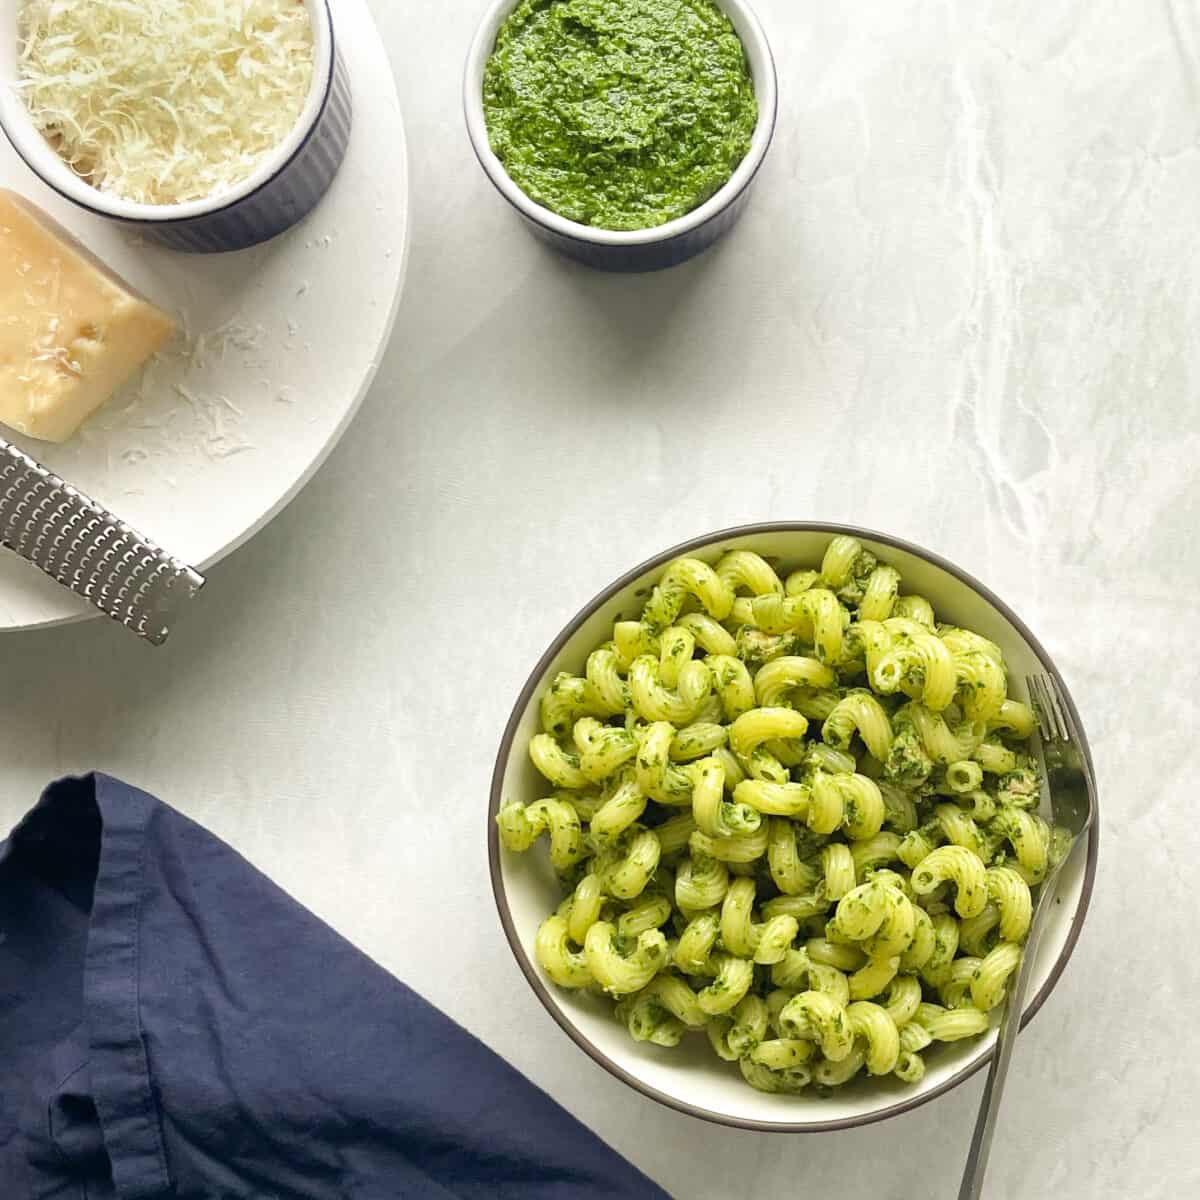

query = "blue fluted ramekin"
[0,0,351,253]
[464,0,777,274]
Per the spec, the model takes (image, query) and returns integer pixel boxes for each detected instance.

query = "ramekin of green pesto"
[464,0,777,272]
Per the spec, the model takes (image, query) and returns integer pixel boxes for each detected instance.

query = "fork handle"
[957,870,1060,1200]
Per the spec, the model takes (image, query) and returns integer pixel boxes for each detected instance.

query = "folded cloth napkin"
[0,775,669,1200]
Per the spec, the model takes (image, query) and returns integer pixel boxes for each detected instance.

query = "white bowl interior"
[0,0,333,220]
[495,528,1094,1129]
[464,0,777,247]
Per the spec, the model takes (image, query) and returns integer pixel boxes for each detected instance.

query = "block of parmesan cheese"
[0,189,175,442]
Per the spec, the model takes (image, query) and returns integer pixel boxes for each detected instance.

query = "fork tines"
[1027,672,1070,743]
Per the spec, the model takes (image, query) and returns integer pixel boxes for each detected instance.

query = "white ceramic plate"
[490,524,1098,1132]
[0,0,409,631]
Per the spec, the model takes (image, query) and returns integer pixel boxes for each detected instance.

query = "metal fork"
[1,437,204,644]
[958,672,1096,1200]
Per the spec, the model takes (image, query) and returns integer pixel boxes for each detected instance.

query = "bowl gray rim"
[463,0,779,249]
[488,520,1100,1133]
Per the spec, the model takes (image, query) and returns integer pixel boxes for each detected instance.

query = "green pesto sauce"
[482,0,758,231]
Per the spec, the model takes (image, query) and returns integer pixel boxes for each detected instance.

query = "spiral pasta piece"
[496,797,585,870]
[574,719,639,782]
[821,843,857,900]
[535,914,593,989]
[899,905,936,972]
[674,911,720,973]
[933,802,985,857]
[629,655,712,725]
[539,672,607,737]
[910,845,988,917]
[848,955,899,1000]
[697,955,756,1015]
[944,759,984,793]
[992,808,1050,882]
[675,853,730,912]
[689,755,761,840]
[690,825,770,865]
[704,654,757,722]
[584,646,630,714]
[739,1057,812,1093]
[615,993,686,1047]
[720,877,800,965]
[716,550,784,596]
[730,706,809,782]
[953,649,1007,721]
[750,1038,815,1071]
[816,771,886,839]
[584,922,669,995]
[612,621,659,669]
[989,698,1037,738]
[806,937,866,974]
[585,777,645,845]
[830,881,889,941]
[974,737,1018,775]
[858,565,901,623]
[986,866,1033,942]
[939,956,983,1008]
[618,894,673,939]
[920,914,962,988]
[733,779,810,819]
[634,722,695,805]
[642,557,735,632]
[845,1001,901,1074]
[779,990,853,1061]
[850,832,904,879]
[892,594,935,627]
[958,904,1001,958]
[655,812,699,857]
[882,975,923,1028]
[529,734,588,789]
[754,656,837,706]
[822,689,894,761]
[636,974,708,1028]
[598,827,661,899]
[872,624,956,711]
[862,887,916,959]
[670,722,728,761]
[970,941,1023,1011]
[566,873,605,945]
[762,892,831,923]
[914,1002,990,1042]
[766,818,821,896]
[673,611,736,657]
[819,535,864,587]
[726,994,771,1056]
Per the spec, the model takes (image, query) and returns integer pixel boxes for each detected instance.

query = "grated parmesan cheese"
[16,0,314,206]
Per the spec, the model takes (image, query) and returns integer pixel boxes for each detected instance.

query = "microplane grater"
[1,437,204,644]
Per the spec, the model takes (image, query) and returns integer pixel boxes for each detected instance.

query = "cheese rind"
[0,189,176,443]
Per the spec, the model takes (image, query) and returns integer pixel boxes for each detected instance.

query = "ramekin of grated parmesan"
[0,0,352,252]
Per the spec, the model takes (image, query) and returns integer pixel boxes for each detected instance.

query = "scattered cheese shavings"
[16,0,314,206]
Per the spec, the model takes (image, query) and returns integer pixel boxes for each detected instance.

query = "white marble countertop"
[2,1,1198,1196]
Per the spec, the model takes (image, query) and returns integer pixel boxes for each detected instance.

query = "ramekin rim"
[463,0,779,247]
[0,0,335,223]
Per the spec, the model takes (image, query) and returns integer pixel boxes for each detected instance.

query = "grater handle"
[1,437,204,645]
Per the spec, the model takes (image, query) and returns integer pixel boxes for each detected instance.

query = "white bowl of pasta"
[489,524,1097,1131]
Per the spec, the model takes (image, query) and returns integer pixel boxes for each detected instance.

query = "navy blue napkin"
[0,775,669,1199]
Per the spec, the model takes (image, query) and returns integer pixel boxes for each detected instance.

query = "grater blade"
[1,437,204,645]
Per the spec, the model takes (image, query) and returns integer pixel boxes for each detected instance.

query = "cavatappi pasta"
[498,537,1070,1095]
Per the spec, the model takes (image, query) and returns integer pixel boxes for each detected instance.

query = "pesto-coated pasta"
[501,538,1064,1095]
